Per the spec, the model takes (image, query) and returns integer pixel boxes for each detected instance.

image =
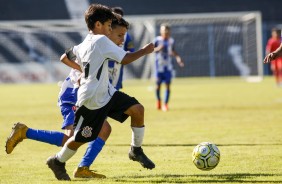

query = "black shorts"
[73,91,140,143]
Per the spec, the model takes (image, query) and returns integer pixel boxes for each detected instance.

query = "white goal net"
[0,11,262,83]
[125,11,263,80]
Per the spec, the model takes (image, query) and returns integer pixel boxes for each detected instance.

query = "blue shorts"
[156,70,172,85]
[60,104,75,129]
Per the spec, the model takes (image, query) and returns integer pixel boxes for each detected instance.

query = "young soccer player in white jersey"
[67,16,133,178]
[45,4,155,180]
[5,13,135,180]
[154,23,184,111]
[59,47,112,179]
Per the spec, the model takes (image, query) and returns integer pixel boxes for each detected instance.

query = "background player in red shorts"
[265,28,282,87]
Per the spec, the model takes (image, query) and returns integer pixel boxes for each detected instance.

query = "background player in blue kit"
[154,23,184,111]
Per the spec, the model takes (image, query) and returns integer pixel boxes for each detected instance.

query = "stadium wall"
[1,0,280,22]
[0,0,280,82]
[0,12,262,83]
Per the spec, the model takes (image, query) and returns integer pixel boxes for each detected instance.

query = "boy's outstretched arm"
[60,53,82,72]
[121,43,154,65]
[172,50,184,67]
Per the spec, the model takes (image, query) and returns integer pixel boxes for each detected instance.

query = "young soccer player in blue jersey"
[5,49,111,178]
[5,12,138,179]
[108,6,135,90]
[45,4,155,180]
[154,23,184,111]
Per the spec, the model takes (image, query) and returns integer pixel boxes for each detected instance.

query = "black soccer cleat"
[128,146,155,169]
[46,156,71,181]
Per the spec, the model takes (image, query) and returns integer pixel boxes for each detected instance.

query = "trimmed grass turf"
[0,77,281,183]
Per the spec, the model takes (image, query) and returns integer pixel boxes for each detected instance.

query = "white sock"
[131,126,145,147]
[56,145,77,163]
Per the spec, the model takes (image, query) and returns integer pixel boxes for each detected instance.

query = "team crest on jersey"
[81,126,92,138]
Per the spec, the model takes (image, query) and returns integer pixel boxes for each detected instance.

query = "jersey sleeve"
[98,36,127,64]
[72,44,83,67]
[154,37,158,47]
[124,33,135,52]
[65,47,77,61]
[69,69,81,85]
[171,38,176,51]
[72,45,78,55]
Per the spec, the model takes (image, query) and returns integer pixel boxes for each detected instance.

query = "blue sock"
[156,88,161,101]
[78,137,105,167]
[164,89,170,104]
[26,128,64,147]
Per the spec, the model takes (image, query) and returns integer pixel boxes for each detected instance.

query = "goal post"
[0,20,87,82]
[125,11,263,80]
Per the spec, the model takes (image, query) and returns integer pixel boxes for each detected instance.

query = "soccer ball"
[192,142,220,171]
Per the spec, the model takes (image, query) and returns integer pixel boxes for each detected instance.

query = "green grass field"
[0,77,282,184]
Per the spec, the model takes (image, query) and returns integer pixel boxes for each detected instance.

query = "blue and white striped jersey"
[154,36,175,73]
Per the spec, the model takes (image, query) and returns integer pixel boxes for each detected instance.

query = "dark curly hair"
[111,17,129,29]
[85,4,115,31]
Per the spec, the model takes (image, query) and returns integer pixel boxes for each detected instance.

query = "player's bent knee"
[132,104,144,116]
[103,121,112,134]
[61,135,70,146]
[125,104,144,116]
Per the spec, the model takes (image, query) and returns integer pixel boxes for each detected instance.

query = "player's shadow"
[110,173,282,183]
